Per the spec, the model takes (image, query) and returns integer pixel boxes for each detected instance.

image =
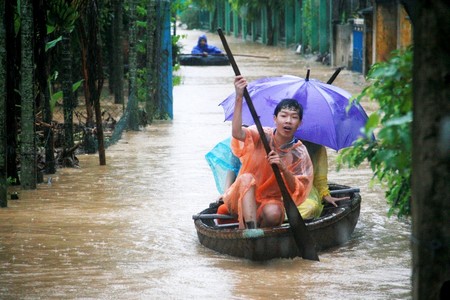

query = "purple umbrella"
[219,75,369,151]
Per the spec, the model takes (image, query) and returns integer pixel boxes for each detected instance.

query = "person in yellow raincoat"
[297,141,350,219]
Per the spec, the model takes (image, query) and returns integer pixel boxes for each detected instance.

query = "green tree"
[337,47,413,218]
[48,0,81,151]
[77,3,97,153]
[78,0,106,165]
[56,1,80,154]
[76,0,107,159]
[190,0,285,45]
[48,0,82,160]
[86,0,106,165]
[229,0,286,45]
[20,0,37,189]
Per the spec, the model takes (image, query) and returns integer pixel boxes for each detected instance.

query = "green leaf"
[364,113,380,137]
[384,112,412,127]
[136,20,147,28]
[47,24,56,35]
[45,36,63,52]
[50,91,62,112]
[72,79,83,92]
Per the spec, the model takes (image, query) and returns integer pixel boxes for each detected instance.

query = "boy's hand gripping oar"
[217,28,319,261]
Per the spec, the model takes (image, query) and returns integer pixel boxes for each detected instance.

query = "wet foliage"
[337,46,413,218]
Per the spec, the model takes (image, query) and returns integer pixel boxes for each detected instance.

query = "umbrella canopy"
[219,75,370,151]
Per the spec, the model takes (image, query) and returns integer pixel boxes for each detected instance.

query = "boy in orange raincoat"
[222,75,313,229]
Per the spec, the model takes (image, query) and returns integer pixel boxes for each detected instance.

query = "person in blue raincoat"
[191,34,224,56]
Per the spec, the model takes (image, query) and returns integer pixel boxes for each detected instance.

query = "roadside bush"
[337,46,413,218]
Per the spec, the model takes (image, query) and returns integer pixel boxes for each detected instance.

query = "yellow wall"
[376,2,397,62]
[375,2,412,63]
[398,5,412,49]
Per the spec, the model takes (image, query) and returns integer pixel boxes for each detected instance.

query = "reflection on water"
[0,28,411,299]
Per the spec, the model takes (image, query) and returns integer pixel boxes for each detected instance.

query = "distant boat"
[178,54,230,66]
[192,183,361,260]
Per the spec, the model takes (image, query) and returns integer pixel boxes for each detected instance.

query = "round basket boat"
[192,183,361,260]
[179,54,230,66]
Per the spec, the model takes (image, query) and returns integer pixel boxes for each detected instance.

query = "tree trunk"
[159,0,173,119]
[106,2,115,96]
[153,0,162,117]
[0,0,7,207]
[42,82,55,173]
[20,0,37,189]
[77,21,96,153]
[411,0,450,299]
[61,32,75,150]
[266,6,274,46]
[113,0,124,105]
[127,0,139,131]
[5,0,20,184]
[34,0,55,175]
[86,0,106,165]
[145,0,157,124]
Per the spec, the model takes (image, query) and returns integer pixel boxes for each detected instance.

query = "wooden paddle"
[230,54,269,59]
[217,28,319,261]
[192,213,238,220]
[180,53,269,59]
[329,187,360,195]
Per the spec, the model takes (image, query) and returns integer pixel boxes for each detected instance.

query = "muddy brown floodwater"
[0,28,411,299]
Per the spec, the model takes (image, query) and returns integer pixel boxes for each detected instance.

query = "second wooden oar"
[329,187,360,195]
[180,53,269,59]
[192,213,237,220]
[217,28,319,261]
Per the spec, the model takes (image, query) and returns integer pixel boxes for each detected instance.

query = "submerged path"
[0,28,411,299]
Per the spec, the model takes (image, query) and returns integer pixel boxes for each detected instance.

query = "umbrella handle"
[217,28,319,262]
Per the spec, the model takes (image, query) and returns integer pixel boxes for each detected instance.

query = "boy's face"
[200,39,206,46]
[273,108,301,139]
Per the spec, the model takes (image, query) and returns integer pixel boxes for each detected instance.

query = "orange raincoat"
[222,126,313,228]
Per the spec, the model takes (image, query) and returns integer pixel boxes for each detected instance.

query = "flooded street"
[0,29,411,299]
